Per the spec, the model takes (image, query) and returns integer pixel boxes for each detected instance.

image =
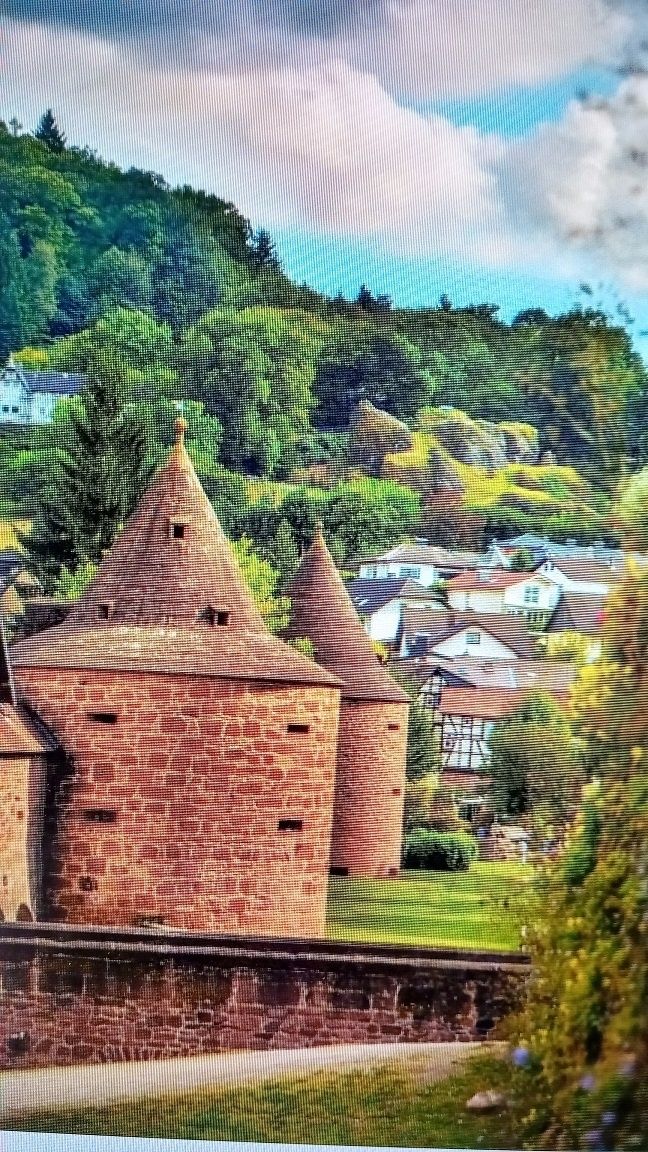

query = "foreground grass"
[327,862,532,952]
[7,1053,541,1146]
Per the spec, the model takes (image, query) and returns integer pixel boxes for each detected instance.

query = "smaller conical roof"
[285,525,410,704]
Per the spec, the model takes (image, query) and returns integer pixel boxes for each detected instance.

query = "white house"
[538,557,623,598]
[0,358,84,426]
[446,569,560,626]
[357,542,506,589]
[438,681,571,774]
[399,608,537,660]
[346,577,445,645]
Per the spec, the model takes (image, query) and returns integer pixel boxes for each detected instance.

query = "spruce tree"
[21,375,150,589]
[34,108,66,153]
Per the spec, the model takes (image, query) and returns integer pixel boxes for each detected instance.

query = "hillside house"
[0,358,84,426]
[446,569,560,626]
[346,577,444,645]
[0,551,41,619]
[547,591,606,660]
[538,557,624,598]
[357,542,506,588]
[399,608,537,660]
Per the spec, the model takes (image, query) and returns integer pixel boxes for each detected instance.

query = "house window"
[466,629,481,645]
[200,606,230,627]
[278,818,303,832]
[399,565,421,578]
[169,520,187,539]
[2,405,8,413]
[87,712,118,725]
[98,602,113,621]
[287,723,310,734]
[443,736,456,750]
[11,406,19,414]
[524,585,540,604]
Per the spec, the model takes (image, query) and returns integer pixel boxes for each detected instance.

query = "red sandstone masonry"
[13,668,340,938]
[331,700,409,877]
[0,938,528,1070]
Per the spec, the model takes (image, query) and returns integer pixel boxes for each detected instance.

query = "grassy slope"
[326,862,531,952]
[6,1053,539,1146]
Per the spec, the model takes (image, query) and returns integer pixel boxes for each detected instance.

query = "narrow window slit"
[84,809,117,824]
[278,818,303,832]
[88,712,117,725]
[287,723,309,734]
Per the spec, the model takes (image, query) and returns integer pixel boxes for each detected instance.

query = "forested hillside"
[2,114,648,590]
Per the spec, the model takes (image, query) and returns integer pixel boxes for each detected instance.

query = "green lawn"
[326,862,532,952]
[6,1053,542,1146]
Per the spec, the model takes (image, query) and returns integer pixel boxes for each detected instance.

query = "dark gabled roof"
[541,557,624,584]
[347,577,443,615]
[401,608,538,658]
[284,527,410,704]
[11,420,339,690]
[548,593,606,635]
[22,369,85,397]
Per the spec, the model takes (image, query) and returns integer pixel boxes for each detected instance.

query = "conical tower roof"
[11,422,339,689]
[284,525,410,704]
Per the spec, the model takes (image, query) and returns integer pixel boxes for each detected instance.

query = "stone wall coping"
[0,921,530,973]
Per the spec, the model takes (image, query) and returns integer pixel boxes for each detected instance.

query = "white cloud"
[2,2,648,292]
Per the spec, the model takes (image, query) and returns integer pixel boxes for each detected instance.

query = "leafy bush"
[403,828,478,872]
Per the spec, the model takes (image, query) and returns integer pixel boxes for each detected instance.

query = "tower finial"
[174,416,188,448]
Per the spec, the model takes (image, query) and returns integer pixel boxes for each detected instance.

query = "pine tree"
[21,375,150,589]
[34,108,66,153]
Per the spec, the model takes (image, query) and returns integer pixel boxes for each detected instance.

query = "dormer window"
[98,602,114,621]
[199,606,230,627]
[169,520,187,540]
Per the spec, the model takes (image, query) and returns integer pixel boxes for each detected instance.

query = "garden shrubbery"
[403,828,478,872]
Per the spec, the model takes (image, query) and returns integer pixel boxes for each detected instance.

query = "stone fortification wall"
[0,924,529,1069]
[0,755,48,924]
[12,667,340,938]
[331,699,409,877]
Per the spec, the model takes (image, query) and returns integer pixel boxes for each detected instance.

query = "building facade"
[0,358,84,425]
[9,420,343,938]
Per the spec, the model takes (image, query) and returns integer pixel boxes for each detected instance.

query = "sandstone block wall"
[0,755,47,924]
[331,700,409,877]
[0,931,528,1070]
[12,668,340,937]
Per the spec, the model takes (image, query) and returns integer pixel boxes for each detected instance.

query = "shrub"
[403,828,478,872]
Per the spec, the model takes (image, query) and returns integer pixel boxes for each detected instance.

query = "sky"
[2,0,648,355]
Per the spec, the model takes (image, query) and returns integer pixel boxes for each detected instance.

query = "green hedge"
[403,828,478,872]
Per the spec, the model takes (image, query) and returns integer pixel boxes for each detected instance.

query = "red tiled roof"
[285,526,410,704]
[548,593,606,635]
[542,558,624,583]
[438,685,569,719]
[447,570,546,591]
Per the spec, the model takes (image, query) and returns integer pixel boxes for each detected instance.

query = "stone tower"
[11,421,342,936]
[285,526,410,878]
[0,623,54,923]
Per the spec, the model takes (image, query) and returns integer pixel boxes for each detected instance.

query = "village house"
[0,357,84,426]
[437,669,574,777]
[399,607,537,660]
[546,591,606,660]
[346,577,445,646]
[445,569,560,627]
[538,556,625,597]
[356,542,507,588]
[0,550,41,619]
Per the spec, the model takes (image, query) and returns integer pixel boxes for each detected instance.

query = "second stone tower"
[285,526,410,878]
